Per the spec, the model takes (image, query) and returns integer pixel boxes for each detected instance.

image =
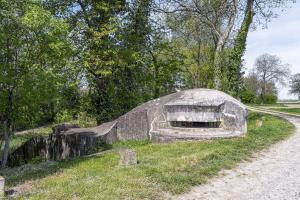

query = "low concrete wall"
[8,123,118,167]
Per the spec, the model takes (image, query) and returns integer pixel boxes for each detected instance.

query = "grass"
[272,108,300,115]
[248,104,300,116]
[247,103,287,107]
[0,112,295,199]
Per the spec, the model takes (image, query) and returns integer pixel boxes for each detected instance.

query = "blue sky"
[244,1,300,100]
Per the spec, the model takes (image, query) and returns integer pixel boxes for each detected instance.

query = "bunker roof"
[164,88,246,108]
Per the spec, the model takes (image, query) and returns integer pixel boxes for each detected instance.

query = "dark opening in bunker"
[170,121,221,128]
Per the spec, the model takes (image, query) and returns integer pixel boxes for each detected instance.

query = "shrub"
[264,94,277,104]
[240,89,257,104]
[54,110,73,123]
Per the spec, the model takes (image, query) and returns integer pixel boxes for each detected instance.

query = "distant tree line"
[0,0,295,167]
[290,73,300,100]
[241,53,291,104]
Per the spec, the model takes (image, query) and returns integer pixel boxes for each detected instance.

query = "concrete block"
[256,120,263,128]
[0,176,5,198]
[119,149,137,166]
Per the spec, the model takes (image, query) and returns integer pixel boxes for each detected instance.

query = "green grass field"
[272,108,300,115]
[1,112,295,199]
[247,103,287,107]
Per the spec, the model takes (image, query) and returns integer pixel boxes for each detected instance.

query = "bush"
[240,89,257,104]
[54,110,73,123]
[255,94,278,104]
[264,94,277,104]
[75,112,97,127]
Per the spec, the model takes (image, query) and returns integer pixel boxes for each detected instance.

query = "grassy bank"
[1,112,295,199]
[272,108,300,115]
[247,103,287,107]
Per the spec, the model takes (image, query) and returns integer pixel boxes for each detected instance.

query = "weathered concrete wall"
[52,123,80,134]
[48,133,102,161]
[117,110,150,140]
[115,89,247,141]
[222,100,247,133]
[165,105,222,122]
[116,92,180,141]
[8,136,48,166]
[8,122,118,167]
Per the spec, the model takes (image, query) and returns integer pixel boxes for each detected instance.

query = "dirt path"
[172,113,300,200]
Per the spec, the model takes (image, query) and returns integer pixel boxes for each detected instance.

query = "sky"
[244,1,300,100]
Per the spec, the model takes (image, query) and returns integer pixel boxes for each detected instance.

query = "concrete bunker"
[148,89,248,142]
[170,121,221,128]
[8,89,248,165]
[165,104,223,128]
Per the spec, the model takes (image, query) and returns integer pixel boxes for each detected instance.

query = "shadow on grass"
[0,143,113,188]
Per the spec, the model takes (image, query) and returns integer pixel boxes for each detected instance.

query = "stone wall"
[8,136,48,166]
[8,122,118,167]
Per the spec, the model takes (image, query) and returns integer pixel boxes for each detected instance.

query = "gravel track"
[172,113,300,200]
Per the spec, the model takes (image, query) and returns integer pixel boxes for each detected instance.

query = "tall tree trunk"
[214,0,238,90]
[94,77,110,125]
[149,50,160,98]
[228,0,255,97]
[261,79,266,104]
[153,64,160,98]
[1,123,10,168]
[1,87,14,168]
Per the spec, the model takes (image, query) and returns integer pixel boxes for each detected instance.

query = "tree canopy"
[0,0,295,167]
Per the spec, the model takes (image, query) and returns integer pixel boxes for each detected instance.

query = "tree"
[47,0,127,124]
[122,0,181,99]
[253,53,290,103]
[165,11,216,88]
[241,71,279,104]
[113,0,154,106]
[158,0,238,89]
[44,0,182,124]
[240,72,260,103]
[0,0,72,167]
[244,72,260,95]
[290,73,300,100]
[226,0,295,97]
[158,0,294,92]
[227,0,254,97]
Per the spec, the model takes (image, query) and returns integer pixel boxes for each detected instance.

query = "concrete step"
[151,127,240,142]
[157,127,226,134]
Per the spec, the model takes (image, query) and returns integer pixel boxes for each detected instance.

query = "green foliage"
[240,89,257,104]
[290,73,300,99]
[227,4,254,97]
[263,94,278,104]
[73,112,97,128]
[0,0,74,130]
[178,42,215,88]
[54,110,73,124]
[1,113,294,199]
[242,71,279,105]
[0,0,75,166]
